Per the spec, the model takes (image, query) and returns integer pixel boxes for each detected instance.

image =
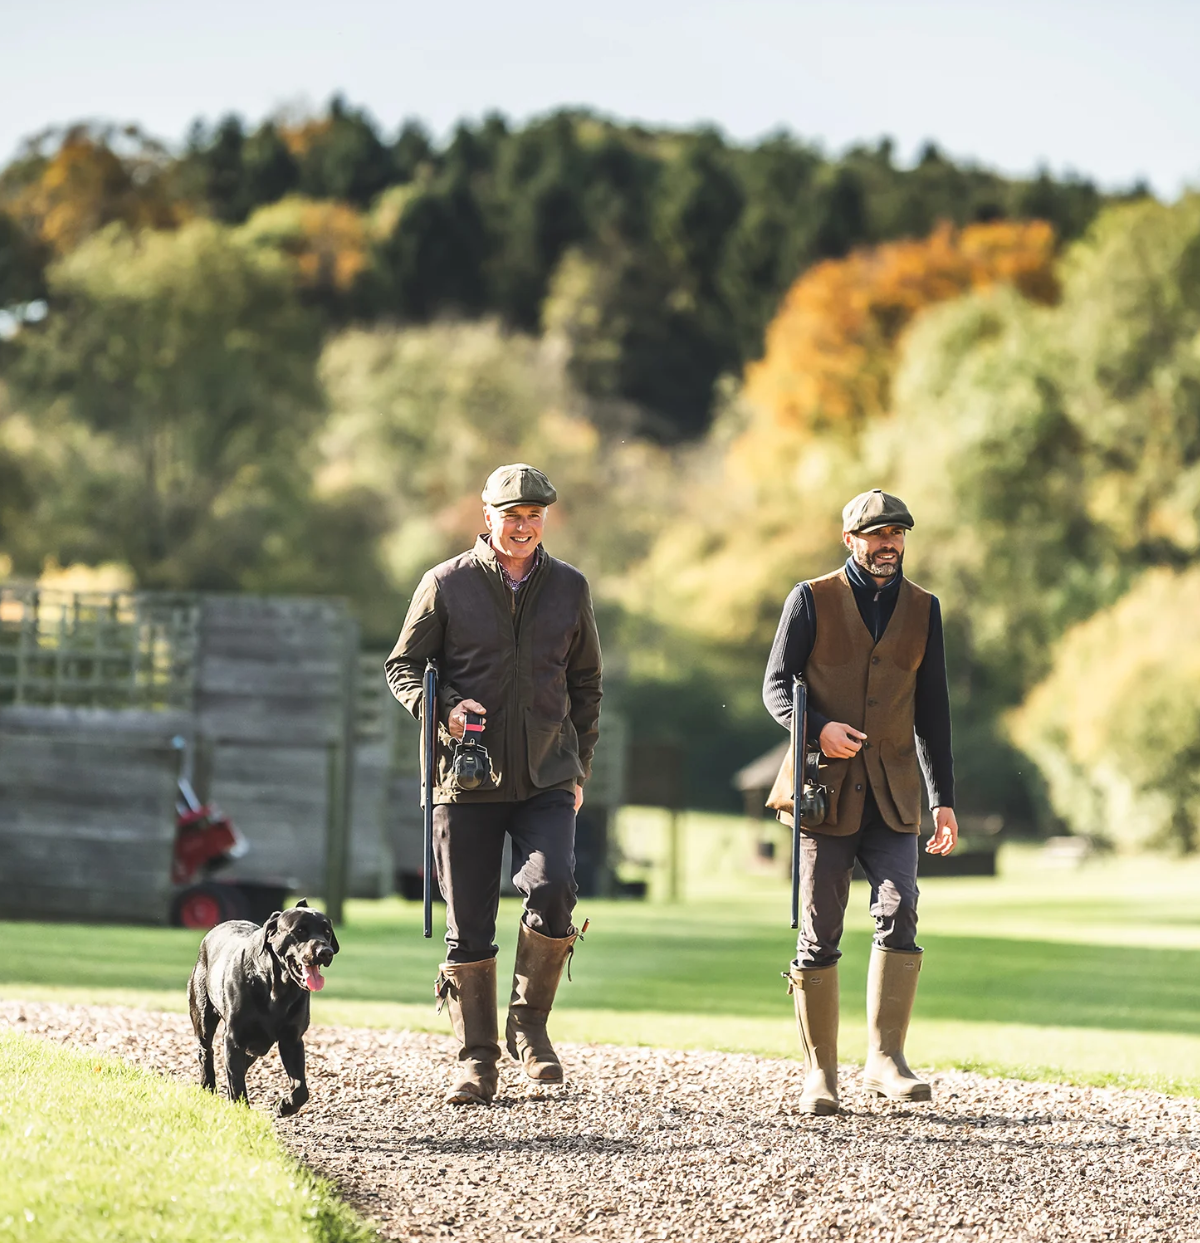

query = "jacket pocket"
[525,710,584,789]
[879,739,921,826]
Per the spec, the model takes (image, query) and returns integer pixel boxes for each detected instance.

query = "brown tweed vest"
[770,568,931,835]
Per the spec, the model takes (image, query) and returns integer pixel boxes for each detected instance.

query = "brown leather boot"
[436,958,500,1106]
[506,921,578,1083]
[863,947,931,1102]
[786,963,840,1115]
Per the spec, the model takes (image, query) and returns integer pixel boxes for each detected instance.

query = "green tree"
[719,135,822,360]
[190,115,250,223]
[811,164,869,259]
[315,318,672,634]
[182,117,299,224]
[390,120,435,183]
[293,96,392,207]
[8,220,322,587]
[242,122,300,214]
[1010,567,1200,851]
[487,113,591,328]
[1057,195,1200,568]
[377,172,490,319]
[0,210,47,305]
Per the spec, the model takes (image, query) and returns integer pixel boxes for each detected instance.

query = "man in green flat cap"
[763,488,958,1116]
[385,464,602,1106]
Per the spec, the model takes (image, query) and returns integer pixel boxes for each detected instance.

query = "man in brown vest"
[763,489,958,1115]
[385,464,603,1105]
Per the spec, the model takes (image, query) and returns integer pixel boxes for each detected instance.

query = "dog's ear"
[260,910,282,954]
[329,924,340,955]
[295,898,310,908]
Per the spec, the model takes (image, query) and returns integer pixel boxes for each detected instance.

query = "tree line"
[0,100,1140,440]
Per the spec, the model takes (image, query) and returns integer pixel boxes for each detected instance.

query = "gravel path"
[3,999,1198,1242]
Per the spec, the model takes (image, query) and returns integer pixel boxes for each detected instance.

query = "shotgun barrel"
[790,673,807,931]
[421,658,438,939]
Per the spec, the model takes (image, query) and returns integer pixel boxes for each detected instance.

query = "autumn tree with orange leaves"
[0,126,185,257]
[743,220,1059,437]
[240,197,374,317]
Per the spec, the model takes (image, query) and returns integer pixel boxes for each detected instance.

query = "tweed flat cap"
[842,489,914,534]
[481,463,557,510]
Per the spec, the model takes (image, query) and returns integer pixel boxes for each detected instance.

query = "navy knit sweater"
[762,558,955,810]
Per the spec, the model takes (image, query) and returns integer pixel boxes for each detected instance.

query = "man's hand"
[819,721,868,759]
[447,699,487,740]
[574,783,584,812]
[926,806,958,855]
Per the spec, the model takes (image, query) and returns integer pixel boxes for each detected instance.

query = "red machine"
[169,777,250,928]
[168,776,292,929]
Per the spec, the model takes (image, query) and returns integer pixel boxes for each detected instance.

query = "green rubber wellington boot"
[863,947,931,1102]
[436,958,501,1106]
[786,963,840,1115]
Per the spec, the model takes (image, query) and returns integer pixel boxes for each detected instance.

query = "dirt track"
[3,999,1198,1242]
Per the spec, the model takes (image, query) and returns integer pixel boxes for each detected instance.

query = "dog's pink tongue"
[304,966,325,992]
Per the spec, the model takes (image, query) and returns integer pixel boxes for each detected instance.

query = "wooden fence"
[0,587,197,710]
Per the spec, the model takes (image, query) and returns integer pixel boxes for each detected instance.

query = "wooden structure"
[0,706,189,922]
[0,585,384,924]
[192,596,360,912]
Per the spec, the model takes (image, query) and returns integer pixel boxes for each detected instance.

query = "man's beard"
[854,546,902,578]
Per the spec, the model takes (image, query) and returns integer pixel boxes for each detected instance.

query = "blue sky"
[4,0,1197,195]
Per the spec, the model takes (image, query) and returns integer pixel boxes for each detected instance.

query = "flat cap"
[842,489,914,534]
[481,463,557,510]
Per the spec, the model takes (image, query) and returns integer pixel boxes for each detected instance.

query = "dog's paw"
[276,1093,308,1118]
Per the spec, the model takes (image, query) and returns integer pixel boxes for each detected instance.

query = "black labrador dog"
[188,899,339,1115]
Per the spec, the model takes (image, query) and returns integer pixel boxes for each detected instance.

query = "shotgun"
[789,673,829,930]
[421,658,438,939]
[790,673,806,931]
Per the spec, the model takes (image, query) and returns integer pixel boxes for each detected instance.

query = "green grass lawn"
[3,824,1200,1096]
[0,1029,372,1243]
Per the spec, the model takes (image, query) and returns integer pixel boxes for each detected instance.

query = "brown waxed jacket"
[768,568,931,834]
[384,536,603,804]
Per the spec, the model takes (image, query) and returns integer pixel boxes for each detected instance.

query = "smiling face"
[265,904,339,992]
[844,524,908,580]
[484,503,546,561]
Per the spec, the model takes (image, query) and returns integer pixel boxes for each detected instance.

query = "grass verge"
[0,1029,374,1243]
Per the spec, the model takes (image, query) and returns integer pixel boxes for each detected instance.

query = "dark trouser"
[795,788,920,969]
[433,789,577,964]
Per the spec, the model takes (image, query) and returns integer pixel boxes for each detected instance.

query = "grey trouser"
[795,788,920,969]
[434,788,577,964]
